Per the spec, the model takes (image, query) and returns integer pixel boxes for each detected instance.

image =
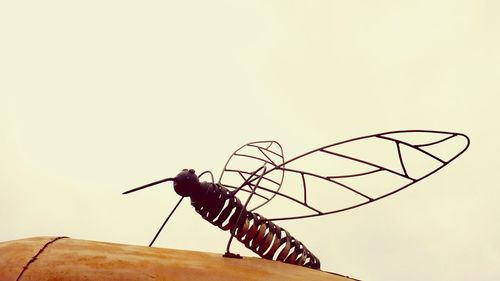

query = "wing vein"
[277,167,373,201]
[396,142,409,177]
[328,168,382,179]
[244,184,323,214]
[301,173,307,204]
[415,134,456,147]
[224,169,281,186]
[233,153,274,165]
[220,184,270,200]
[377,135,446,164]
[247,144,283,157]
[320,149,410,179]
[257,147,276,165]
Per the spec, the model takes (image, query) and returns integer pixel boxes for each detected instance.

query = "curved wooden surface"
[0,237,357,281]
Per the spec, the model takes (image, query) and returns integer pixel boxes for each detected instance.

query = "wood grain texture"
[0,237,357,281]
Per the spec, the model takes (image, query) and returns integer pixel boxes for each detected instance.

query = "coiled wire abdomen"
[190,182,321,269]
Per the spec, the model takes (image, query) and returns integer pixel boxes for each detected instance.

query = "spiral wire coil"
[191,182,321,269]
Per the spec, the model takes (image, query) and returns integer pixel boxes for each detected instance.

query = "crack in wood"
[16,236,68,281]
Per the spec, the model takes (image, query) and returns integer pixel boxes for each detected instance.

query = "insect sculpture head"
[173,169,200,197]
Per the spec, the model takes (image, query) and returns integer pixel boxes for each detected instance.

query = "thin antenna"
[149,196,185,247]
[122,177,175,194]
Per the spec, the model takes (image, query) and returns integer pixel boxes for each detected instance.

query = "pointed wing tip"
[456,132,471,150]
[450,133,470,161]
[420,131,470,169]
[426,131,471,161]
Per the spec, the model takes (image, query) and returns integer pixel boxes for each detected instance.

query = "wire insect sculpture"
[123,130,470,270]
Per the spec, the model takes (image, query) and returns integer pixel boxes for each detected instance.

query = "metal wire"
[190,181,321,269]
[149,197,184,247]
[124,129,470,271]
[218,130,470,222]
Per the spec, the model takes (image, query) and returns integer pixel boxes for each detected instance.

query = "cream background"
[1,1,498,280]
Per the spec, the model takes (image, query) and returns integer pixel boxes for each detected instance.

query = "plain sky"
[1,1,499,280]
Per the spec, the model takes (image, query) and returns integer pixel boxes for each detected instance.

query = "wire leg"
[223,165,267,259]
[149,196,184,247]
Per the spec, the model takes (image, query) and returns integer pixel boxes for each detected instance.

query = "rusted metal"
[123,130,470,270]
[186,171,320,268]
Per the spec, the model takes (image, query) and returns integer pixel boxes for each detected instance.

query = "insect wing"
[218,140,285,211]
[255,130,470,221]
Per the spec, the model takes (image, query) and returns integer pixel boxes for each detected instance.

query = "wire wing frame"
[218,140,285,212]
[223,130,470,222]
